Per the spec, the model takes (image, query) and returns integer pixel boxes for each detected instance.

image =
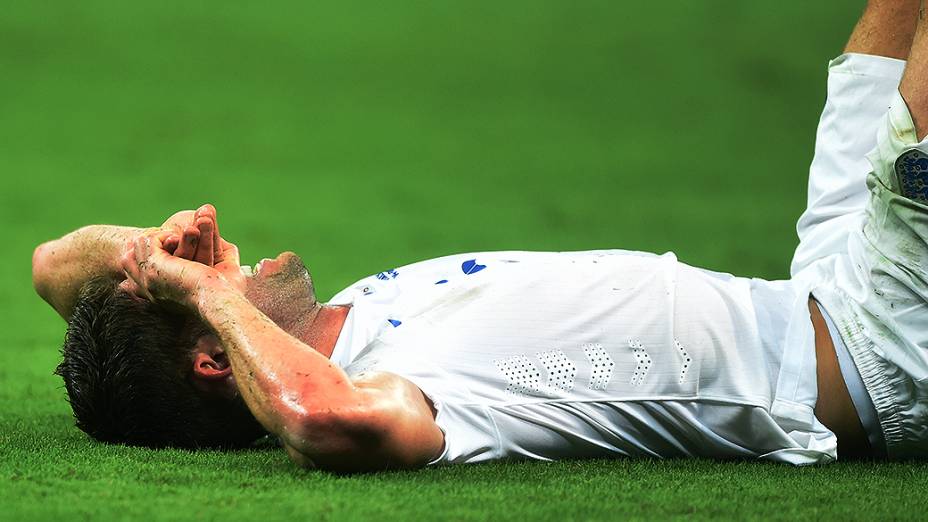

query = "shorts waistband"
[816,300,887,457]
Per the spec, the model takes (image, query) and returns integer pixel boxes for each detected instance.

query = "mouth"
[252,256,282,275]
[239,253,297,278]
[239,258,270,277]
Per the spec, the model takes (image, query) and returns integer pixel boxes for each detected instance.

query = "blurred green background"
[4,1,928,520]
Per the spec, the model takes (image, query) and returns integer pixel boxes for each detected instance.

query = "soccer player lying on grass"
[33,0,928,472]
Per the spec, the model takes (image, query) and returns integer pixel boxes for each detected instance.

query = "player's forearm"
[845,0,920,60]
[32,225,143,319]
[193,278,360,447]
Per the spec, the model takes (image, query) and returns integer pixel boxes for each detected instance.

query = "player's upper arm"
[283,371,444,473]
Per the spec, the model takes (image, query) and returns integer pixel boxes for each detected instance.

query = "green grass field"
[4,1,928,520]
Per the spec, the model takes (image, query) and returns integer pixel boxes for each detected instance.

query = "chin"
[245,252,316,319]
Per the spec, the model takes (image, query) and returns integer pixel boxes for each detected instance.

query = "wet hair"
[55,277,266,448]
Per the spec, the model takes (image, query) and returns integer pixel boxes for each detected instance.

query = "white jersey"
[328,250,835,465]
[790,54,928,458]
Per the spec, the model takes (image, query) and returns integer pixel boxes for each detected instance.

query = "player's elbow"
[282,408,391,473]
[32,242,53,300]
[284,443,317,470]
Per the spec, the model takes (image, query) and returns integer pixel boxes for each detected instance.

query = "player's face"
[240,252,318,323]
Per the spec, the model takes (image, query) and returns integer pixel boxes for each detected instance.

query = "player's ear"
[192,335,232,381]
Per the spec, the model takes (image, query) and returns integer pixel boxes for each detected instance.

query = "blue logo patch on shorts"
[894,149,928,204]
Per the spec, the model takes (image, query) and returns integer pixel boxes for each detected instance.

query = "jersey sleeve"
[791,53,905,276]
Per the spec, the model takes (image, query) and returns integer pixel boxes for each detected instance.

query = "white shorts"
[791,54,928,458]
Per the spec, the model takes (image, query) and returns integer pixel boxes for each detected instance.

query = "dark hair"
[55,277,266,448]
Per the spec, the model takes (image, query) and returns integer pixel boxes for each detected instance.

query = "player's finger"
[209,206,222,261]
[194,216,215,266]
[196,204,223,262]
[119,277,143,298]
[121,248,152,301]
[149,230,173,253]
[163,235,180,255]
[174,226,200,260]
[119,249,137,283]
[196,203,216,221]
[134,236,150,275]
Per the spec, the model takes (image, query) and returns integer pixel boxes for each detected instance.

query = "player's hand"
[163,204,238,266]
[120,229,223,309]
[129,204,246,297]
[174,204,246,293]
[212,236,247,295]
[182,204,247,293]
[161,204,222,265]
[158,209,196,256]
